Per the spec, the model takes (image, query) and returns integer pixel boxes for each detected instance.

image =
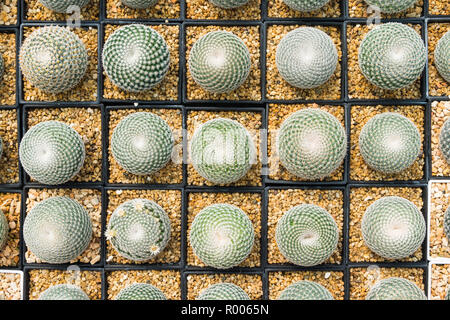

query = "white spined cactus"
[366,277,426,300]
[275,204,339,267]
[111,112,174,175]
[189,203,254,269]
[276,27,338,89]
[435,30,450,84]
[358,23,426,90]
[115,283,166,300]
[361,196,426,260]
[208,0,249,8]
[102,24,170,93]
[439,118,450,164]
[444,206,450,242]
[363,0,418,13]
[282,0,330,11]
[0,209,8,250]
[38,0,90,13]
[446,289,450,300]
[19,121,85,185]
[196,283,250,300]
[278,281,334,300]
[19,26,88,94]
[0,54,4,81]
[38,284,90,300]
[121,0,158,9]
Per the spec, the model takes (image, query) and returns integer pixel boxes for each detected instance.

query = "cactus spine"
[282,0,330,11]
[439,118,450,164]
[366,277,426,300]
[115,283,166,300]
[106,199,171,262]
[111,112,174,175]
[190,204,254,269]
[278,281,334,300]
[121,0,158,9]
[39,284,90,300]
[275,204,339,267]
[208,0,249,8]
[23,196,92,264]
[197,283,250,300]
[363,0,418,13]
[435,31,450,83]
[0,210,8,250]
[38,0,90,13]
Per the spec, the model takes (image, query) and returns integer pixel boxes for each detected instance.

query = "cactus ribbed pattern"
[276,27,338,89]
[275,204,339,267]
[435,31,450,83]
[19,26,88,94]
[282,0,330,11]
[444,206,450,242]
[38,0,90,13]
[361,196,425,260]
[0,210,8,250]
[366,277,427,300]
[188,31,251,94]
[106,199,171,262]
[39,284,90,300]
[190,204,254,269]
[439,118,450,164]
[359,112,421,174]
[121,0,158,9]
[209,0,249,8]
[190,118,256,185]
[358,23,426,90]
[23,196,92,264]
[278,281,334,300]
[115,283,166,300]
[363,0,417,13]
[102,24,170,93]
[19,121,86,185]
[276,108,347,180]
[111,112,174,175]
[197,283,250,300]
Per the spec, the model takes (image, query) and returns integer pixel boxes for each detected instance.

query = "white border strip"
[0,269,24,300]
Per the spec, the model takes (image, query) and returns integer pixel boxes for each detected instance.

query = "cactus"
[446,289,450,300]
[276,108,347,180]
[363,0,417,13]
[106,199,171,262]
[208,0,249,8]
[190,118,256,185]
[276,27,338,89]
[111,112,174,175]
[19,121,85,185]
[444,206,450,242]
[282,0,330,11]
[358,23,426,90]
[275,204,339,267]
[102,24,170,93]
[115,283,166,300]
[0,54,4,81]
[23,196,92,264]
[39,284,89,300]
[188,31,251,94]
[38,0,90,13]
[439,118,450,164]
[359,112,421,174]
[361,196,426,260]
[197,283,250,300]
[435,30,450,83]
[366,277,426,300]
[0,136,3,160]
[121,0,158,9]
[190,203,254,269]
[278,281,334,300]
[19,26,88,94]
[0,210,8,250]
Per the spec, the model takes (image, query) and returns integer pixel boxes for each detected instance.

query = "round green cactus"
[359,112,421,174]
[19,26,88,94]
[188,31,251,94]
[190,204,254,269]
[278,281,334,300]
[38,0,90,13]
[208,0,249,8]
[358,23,426,90]
[276,27,338,89]
[121,0,158,9]
[366,277,426,300]
[282,0,330,11]
[197,283,250,300]
[363,0,417,13]
[439,118,450,164]
[115,283,166,300]
[39,284,89,300]
[111,112,174,175]
[275,204,339,267]
[102,24,170,93]
[23,196,92,264]
[444,206,450,242]
[0,210,8,250]
[190,118,256,185]
[0,54,4,81]
[276,108,347,180]
[19,121,85,185]
[106,199,171,262]
[362,196,425,260]
[435,30,450,83]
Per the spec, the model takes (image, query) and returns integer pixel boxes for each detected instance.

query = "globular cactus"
[444,206,450,242]
[106,199,171,261]
[111,112,174,175]
[446,289,450,300]
[435,30,450,83]
[19,121,85,185]
[39,284,89,300]
[23,196,92,264]
[0,54,4,81]
[121,0,158,9]
[190,204,254,269]
[359,112,421,174]
[276,27,338,89]
[278,281,334,300]
[190,118,256,185]
[0,210,8,250]
[208,0,249,8]
[361,196,426,260]
[276,108,347,180]
[358,23,426,90]
[197,283,250,300]
[275,204,339,267]
[282,0,330,11]
[188,31,251,94]
[0,136,3,160]
[38,0,90,13]
[115,283,166,300]
[366,277,426,300]
[439,118,450,164]
[363,0,417,13]
[102,24,170,93]
[19,26,88,94]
